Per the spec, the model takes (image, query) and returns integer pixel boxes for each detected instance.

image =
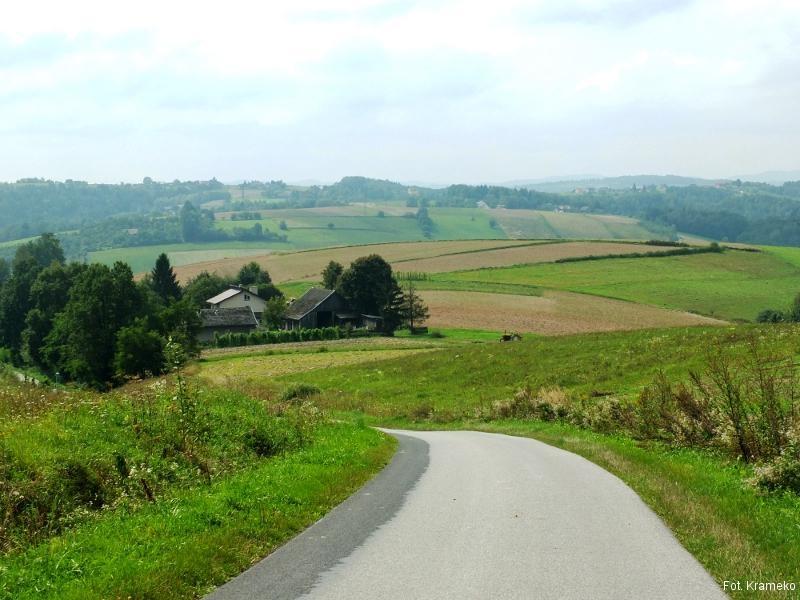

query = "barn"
[283,288,385,331]
[283,288,354,330]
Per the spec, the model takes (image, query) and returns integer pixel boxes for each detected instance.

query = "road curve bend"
[208,430,725,600]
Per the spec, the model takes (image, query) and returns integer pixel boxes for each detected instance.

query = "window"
[244,294,251,301]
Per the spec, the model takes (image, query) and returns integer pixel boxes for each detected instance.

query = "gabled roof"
[285,287,337,320]
[207,287,243,304]
[199,307,258,328]
[207,285,263,305]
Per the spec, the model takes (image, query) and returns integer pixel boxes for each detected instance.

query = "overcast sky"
[1,0,798,184]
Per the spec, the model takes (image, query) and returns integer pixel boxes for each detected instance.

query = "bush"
[429,330,445,339]
[243,421,298,457]
[754,431,800,494]
[62,461,105,509]
[280,383,321,403]
[757,309,785,323]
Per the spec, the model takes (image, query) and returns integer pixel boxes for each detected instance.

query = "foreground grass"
[388,418,799,599]
[0,422,393,600]
[0,372,395,600]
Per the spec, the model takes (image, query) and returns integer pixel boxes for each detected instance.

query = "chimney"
[249,286,258,295]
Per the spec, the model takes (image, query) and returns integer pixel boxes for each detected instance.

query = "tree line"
[0,178,229,243]
[0,235,207,387]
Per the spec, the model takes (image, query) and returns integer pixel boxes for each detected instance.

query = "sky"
[0,0,798,184]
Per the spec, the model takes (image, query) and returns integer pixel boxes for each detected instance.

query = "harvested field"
[420,290,724,336]
[395,241,670,273]
[489,208,662,240]
[199,348,435,384]
[172,239,533,283]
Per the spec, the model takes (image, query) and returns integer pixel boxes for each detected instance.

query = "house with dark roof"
[198,306,259,343]
[283,288,355,330]
[207,285,267,320]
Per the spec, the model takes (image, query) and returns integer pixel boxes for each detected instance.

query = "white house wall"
[217,294,267,315]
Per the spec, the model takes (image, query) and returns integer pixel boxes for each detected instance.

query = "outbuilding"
[198,306,259,343]
[284,287,350,330]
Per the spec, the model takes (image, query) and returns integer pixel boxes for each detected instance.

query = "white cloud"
[0,0,798,182]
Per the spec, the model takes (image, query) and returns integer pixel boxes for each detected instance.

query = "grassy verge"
[0,374,395,599]
[1,422,393,600]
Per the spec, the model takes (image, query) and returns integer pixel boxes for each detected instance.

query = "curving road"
[208,430,726,600]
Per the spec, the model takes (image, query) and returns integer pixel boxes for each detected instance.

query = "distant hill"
[515,175,725,193]
[732,171,800,185]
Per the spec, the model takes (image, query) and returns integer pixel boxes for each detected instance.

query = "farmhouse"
[198,306,259,343]
[206,285,267,320]
[284,287,383,331]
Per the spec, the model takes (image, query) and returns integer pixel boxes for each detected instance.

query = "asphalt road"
[208,430,726,600]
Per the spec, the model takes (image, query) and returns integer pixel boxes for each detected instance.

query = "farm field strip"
[201,336,446,360]
[418,289,723,335]
[393,241,670,273]
[442,250,800,321]
[171,239,535,283]
[199,348,437,384]
[488,208,666,240]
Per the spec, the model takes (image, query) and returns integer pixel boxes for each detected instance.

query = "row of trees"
[0,235,202,387]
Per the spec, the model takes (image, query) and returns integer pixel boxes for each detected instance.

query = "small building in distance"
[206,285,267,320]
[198,306,259,343]
[284,287,353,330]
[284,287,385,331]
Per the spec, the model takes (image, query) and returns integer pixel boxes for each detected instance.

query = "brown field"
[394,241,669,273]
[199,348,435,384]
[172,239,534,283]
[420,290,724,336]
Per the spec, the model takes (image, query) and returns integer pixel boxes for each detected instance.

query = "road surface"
[208,430,726,600]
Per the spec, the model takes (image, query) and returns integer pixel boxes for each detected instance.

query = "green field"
[437,249,800,321]
[87,206,673,274]
[89,243,287,274]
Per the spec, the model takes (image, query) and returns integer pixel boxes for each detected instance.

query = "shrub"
[753,430,800,494]
[757,309,785,323]
[491,385,571,421]
[280,383,321,403]
[62,460,105,509]
[429,329,445,339]
[243,421,297,457]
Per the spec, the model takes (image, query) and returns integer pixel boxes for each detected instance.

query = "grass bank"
[0,375,394,599]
